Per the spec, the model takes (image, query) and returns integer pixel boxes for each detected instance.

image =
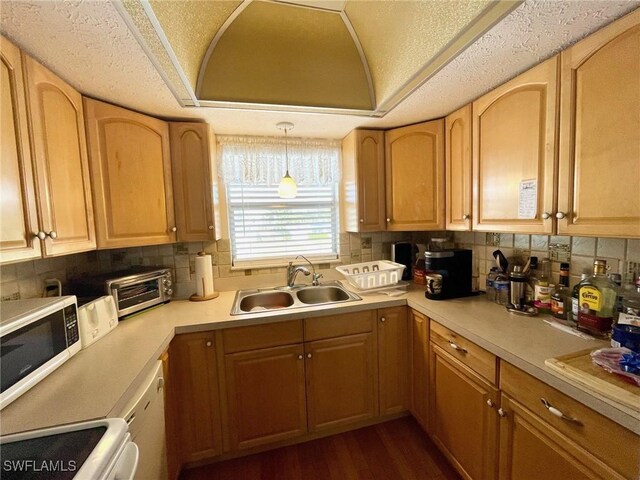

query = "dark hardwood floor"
[180,417,460,480]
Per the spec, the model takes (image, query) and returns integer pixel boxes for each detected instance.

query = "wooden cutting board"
[545,349,640,413]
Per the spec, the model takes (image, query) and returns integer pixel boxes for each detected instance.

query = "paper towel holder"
[190,252,220,302]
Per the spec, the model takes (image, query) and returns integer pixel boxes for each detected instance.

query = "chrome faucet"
[286,255,323,288]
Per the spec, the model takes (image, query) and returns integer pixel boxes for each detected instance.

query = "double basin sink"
[230,281,361,315]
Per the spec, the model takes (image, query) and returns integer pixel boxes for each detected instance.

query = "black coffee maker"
[424,249,473,300]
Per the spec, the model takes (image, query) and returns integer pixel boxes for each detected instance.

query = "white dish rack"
[336,260,405,290]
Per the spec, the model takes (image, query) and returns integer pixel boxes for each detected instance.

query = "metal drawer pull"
[448,340,467,354]
[486,399,494,408]
[540,398,583,426]
[498,408,507,417]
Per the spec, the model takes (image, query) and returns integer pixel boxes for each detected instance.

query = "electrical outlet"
[549,243,571,263]
[624,261,640,284]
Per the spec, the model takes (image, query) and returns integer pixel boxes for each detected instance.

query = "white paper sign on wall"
[518,179,537,219]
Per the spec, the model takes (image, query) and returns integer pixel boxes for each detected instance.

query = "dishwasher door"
[118,360,167,480]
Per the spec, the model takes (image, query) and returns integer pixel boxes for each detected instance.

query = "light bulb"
[278,172,297,198]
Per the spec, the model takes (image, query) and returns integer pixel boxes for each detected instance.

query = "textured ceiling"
[0,1,638,138]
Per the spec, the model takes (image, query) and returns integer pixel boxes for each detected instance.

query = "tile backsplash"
[2,232,638,301]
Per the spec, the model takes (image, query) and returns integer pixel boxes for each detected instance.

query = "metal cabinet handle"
[170,227,177,232]
[48,231,58,239]
[307,353,312,359]
[486,399,494,408]
[540,398,583,425]
[359,218,364,223]
[298,354,303,360]
[380,317,386,323]
[555,211,567,220]
[541,212,551,220]
[386,218,391,222]
[498,408,507,417]
[35,231,47,240]
[462,214,470,220]
[208,225,214,230]
[448,340,467,354]
[206,341,212,347]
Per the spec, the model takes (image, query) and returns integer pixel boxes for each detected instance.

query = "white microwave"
[0,296,81,410]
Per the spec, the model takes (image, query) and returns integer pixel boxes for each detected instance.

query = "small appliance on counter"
[69,267,172,318]
[391,242,417,281]
[424,248,474,300]
[77,296,118,349]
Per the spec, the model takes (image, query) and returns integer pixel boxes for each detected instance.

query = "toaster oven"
[70,267,172,318]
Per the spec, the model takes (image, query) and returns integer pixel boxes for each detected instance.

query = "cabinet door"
[170,332,222,463]
[170,122,219,242]
[498,394,625,480]
[160,350,179,480]
[430,344,499,480]
[341,130,386,232]
[385,120,445,231]
[409,309,429,431]
[84,98,176,248]
[224,344,307,450]
[0,36,41,263]
[378,306,409,415]
[306,332,378,432]
[446,104,472,231]
[24,55,95,256]
[558,10,640,237]
[473,56,559,234]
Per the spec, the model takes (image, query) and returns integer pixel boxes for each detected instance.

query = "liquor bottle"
[525,257,538,304]
[569,273,590,327]
[576,260,617,338]
[616,274,640,327]
[533,258,552,314]
[551,263,570,321]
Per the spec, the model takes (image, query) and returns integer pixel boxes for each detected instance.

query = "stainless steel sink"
[230,281,360,315]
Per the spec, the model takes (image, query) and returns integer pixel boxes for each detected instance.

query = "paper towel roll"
[195,254,215,297]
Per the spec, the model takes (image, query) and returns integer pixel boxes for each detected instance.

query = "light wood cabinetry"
[430,343,499,480]
[557,9,640,237]
[23,54,95,256]
[385,120,445,231]
[409,309,429,431]
[160,350,180,480]
[446,104,473,231]
[472,56,559,234]
[169,331,223,464]
[377,306,409,416]
[170,122,220,242]
[0,36,41,263]
[224,344,307,450]
[305,332,377,432]
[84,98,176,248]
[500,362,639,480]
[341,129,386,232]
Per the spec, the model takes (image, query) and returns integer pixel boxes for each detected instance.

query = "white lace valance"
[217,135,341,186]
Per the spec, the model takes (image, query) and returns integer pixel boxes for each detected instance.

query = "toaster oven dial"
[163,278,172,288]
[164,288,173,296]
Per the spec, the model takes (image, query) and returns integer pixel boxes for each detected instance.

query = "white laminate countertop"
[1,287,638,436]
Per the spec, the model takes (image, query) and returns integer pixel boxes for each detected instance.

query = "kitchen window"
[218,135,340,268]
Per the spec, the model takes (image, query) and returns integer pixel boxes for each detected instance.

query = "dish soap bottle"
[576,259,617,338]
[533,258,552,314]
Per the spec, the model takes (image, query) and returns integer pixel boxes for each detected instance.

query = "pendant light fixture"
[277,122,297,199]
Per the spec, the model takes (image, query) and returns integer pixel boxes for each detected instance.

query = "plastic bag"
[590,347,640,387]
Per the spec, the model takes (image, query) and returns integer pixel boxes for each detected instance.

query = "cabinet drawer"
[304,310,375,341]
[222,320,303,353]
[501,362,640,479]
[430,321,497,384]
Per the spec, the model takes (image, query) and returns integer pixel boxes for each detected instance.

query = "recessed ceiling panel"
[198,1,373,110]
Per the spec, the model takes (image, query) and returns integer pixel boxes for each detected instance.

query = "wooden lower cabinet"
[306,332,378,432]
[430,344,499,480]
[224,343,307,450]
[409,309,429,431]
[498,393,621,480]
[169,332,222,464]
[378,306,409,415]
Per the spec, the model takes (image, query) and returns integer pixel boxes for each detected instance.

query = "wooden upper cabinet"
[170,122,220,242]
[473,56,559,234]
[84,98,176,248]
[0,36,41,263]
[341,129,386,232]
[23,55,95,256]
[558,9,640,237]
[446,104,472,231]
[385,120,445,231]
